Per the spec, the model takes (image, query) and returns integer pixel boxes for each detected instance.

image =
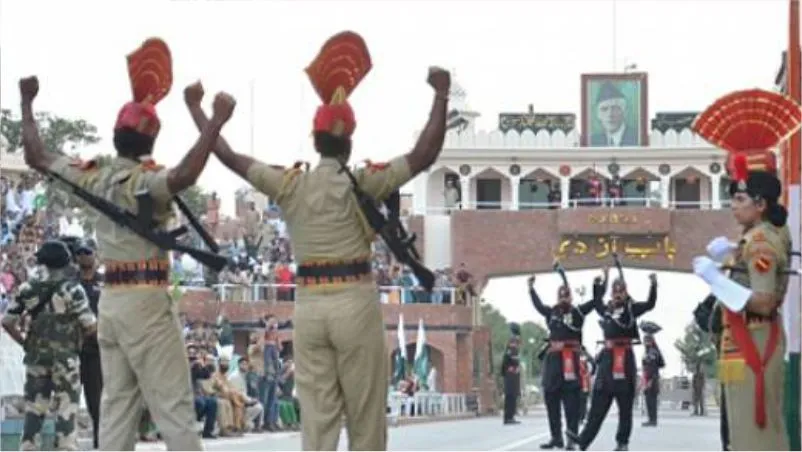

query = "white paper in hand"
[706,236,737,263]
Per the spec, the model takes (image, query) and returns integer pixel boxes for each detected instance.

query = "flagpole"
[783,1,801,449]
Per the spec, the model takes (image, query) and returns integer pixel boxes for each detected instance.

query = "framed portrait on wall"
[580,72,649,147]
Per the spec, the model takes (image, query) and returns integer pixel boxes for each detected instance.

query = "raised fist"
[211,92,236,123]
[184,81,205,107]
[19,76,39,103]
[527,275,535,286]
[648,273,657,284]
[427,66,451,94]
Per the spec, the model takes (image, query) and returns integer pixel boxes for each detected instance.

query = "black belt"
[104,259,170,286]
[297,259,372,286]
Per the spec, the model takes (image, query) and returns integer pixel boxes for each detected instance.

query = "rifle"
[338,162,435,292]
[46,170,228,272]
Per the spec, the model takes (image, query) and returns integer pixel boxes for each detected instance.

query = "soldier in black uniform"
[640,333,664,427]
[527,266,602,450]
[693,294,729,450]
[62,236,103,449]
[566,271,658,451]
[501,326,522,425]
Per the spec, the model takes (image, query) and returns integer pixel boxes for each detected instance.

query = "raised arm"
[185,82,254,181]
[591,269,609,315]
[184,82,291,202]
[19,77,57,172]
[167,86,236,194]
[404,67,450,176]
[632,273,658,317]
[527,275,551,318]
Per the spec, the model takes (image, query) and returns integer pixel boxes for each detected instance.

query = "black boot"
[565,430,585,451]
[614,443,628,451]
[539,439,565,449]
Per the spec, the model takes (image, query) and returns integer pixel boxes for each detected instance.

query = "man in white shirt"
[228,357,263,431]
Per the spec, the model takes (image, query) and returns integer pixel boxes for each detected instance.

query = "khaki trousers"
[97,287,202,451]
[217,398,235,432]
[294,282,388,451]
[724,322,789,451]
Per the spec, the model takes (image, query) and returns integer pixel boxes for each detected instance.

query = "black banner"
[650,112,699,134]
[498,113,576,134]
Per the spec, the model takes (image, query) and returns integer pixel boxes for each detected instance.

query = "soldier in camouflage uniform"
[18,39,235,450]
[1,240,97,451]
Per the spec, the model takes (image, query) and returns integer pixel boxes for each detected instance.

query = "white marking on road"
[491,431,551,451]
[134,432,298,450]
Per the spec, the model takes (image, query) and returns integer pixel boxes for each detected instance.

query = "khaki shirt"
[733,221,791,301]
[48,156,174,262]
[245,156,412,264]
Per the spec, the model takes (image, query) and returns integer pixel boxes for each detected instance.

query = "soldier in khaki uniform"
[691,88,801,451]
[18,38,236,450]
[185,31,450,450]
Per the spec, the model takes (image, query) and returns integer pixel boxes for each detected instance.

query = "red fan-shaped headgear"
[692,89,801,181]
[114,38,173,138]
[305,31,372,138]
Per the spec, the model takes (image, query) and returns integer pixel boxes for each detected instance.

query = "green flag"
[414,319,430,389]
[393,314,407,386]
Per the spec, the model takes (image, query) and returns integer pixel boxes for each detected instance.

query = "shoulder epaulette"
[139,158,165,172]
[68,158,98,172]
[363,159,389,174]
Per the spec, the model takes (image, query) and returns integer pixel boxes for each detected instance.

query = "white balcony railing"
[210,283,462,304]
[424,197,732,214]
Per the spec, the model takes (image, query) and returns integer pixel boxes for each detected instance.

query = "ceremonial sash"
[720,311,780,428]
[549,340,579,381]
[605,340,632,380]
[579,362,590,391]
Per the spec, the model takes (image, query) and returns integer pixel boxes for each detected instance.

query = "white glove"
[693,256,751,313]
[706,236,737,263]
[693,256,720,284]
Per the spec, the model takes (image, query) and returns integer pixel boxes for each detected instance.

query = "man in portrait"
[589,81,638,147]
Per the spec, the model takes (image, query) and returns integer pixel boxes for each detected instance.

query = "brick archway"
[446,207,741,288]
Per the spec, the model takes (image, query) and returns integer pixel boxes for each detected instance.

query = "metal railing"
[424,197,732,214]
[387,391,468,424]
[211,283,462,304]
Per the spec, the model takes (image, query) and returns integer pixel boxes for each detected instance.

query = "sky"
[1,0,792,377]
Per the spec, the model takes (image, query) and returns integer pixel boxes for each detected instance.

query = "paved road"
[135,409,721,451]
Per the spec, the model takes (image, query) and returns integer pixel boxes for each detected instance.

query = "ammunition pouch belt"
[548,340,580,352]
[604,339,634,349]
[297,259,372,286]
[104,259,170,287]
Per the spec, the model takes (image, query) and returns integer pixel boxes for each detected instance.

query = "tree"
[180,186,210,219]
[674,321,718,378]
[1,109,100,155]
[1,109,102,214]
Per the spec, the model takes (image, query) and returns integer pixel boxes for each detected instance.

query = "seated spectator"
[188,344,218,439]
[213,357,245,436]
[228,357,264,432]
[277,358,300,430]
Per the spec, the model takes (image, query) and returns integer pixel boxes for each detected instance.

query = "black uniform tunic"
[529,289,597,392]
